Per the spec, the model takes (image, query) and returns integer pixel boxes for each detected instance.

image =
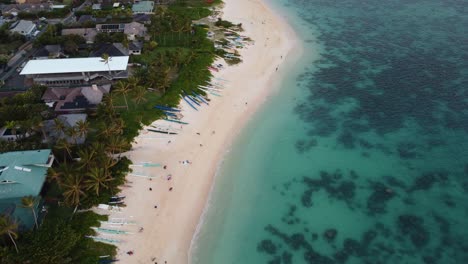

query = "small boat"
[164,118,189,125]
[182,91,202,106]
[193,92,209,105]
[180,94,198,111]
[99,258,119,264]
[86,236,121,244]
[163,111,178,117]
[108,201,124,205]
[154,105,181,112]
[147,128,178,135]
[198,87,221,97]
[111,195,126,200]
[199,85,222,92]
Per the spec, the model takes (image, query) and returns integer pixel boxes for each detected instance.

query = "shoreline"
[109,0,303,263]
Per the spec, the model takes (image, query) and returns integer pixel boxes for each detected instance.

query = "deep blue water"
[192,0,468,263]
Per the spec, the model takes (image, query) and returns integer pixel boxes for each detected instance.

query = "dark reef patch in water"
[397,214,430,248]
[366,182,396,215]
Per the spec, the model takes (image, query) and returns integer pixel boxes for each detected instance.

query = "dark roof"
[33,45,62,58]
[78,15,95,24]
[129,41,143,50]
[34,47,49,58]
[91,43,129,57]
[133,13,151,23]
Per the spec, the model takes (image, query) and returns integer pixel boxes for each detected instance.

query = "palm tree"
[101,94,116,118]
[85,167,112,196]
[52,118,66,140]
[110,118,125,135]
[158,66,172,94]
[65,126,80,145]
[21,196,38,229]
[47,163,76,187]
[100,53,112,74]
[4,121,18,139]
[75,120,89,138]
[0,215,19,253]
[55,138,72,158]
[132,86,148,105]
[62,174,85,214]
[114,81,131,110]
[105,135,128,155]
[77,147,96,170]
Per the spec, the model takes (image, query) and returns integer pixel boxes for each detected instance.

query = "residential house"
[42,84,111,113]
[77,15,107,25]
[43,114,88,144]
[132,1,154,14]
[0,127,19,141]
[96,22,146,40]
[133,13,151,25]
[96,23,125,33]
[92,3,101,10]
[0,149,54,230]
[91,43,129,57]
[124,21,146,40]
[1,3,51,16]
[61,28,98,44]
[20,56,130,86]
[129,41,143,55]
[33,45,65,60]
[9,20,36,38]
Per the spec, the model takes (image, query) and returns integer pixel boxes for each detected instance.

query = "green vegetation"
[17,7,72,20]
[33,24,88,56]
[75,6,133,21]
[0,25,26,58]
[0,0,231,261]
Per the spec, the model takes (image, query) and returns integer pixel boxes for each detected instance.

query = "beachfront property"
[42,84,111,113]
[0,149,54,230]
[19,56,130,86]
[96,22,147,40]
[42,114,88,144]
[132,1,154,14]
[9,20,36,38]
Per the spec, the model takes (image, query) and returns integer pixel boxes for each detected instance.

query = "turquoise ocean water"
[192,0,468,263]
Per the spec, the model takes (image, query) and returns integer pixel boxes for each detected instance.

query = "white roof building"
[20,57,129,86]
[20,56,129,75]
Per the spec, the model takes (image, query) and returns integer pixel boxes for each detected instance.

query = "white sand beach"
[107,0,302,263]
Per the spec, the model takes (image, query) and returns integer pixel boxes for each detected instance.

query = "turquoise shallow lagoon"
[192,0,468,263]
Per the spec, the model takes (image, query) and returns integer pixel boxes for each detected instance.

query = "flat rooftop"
[20,56,129,75]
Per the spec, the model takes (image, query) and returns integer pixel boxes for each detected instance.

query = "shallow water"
[192,0,468,263]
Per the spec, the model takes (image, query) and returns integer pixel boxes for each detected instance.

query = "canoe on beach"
[180,94,198,111]
[164,118,189,125]
[147,128,178,135]
[154,105,181,112]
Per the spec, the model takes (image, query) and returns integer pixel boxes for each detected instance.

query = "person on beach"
[139,227,144,232]
[163,165,167,169]
[149,187,152,191]
[167,174,172,180]
[169,187,173,191]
